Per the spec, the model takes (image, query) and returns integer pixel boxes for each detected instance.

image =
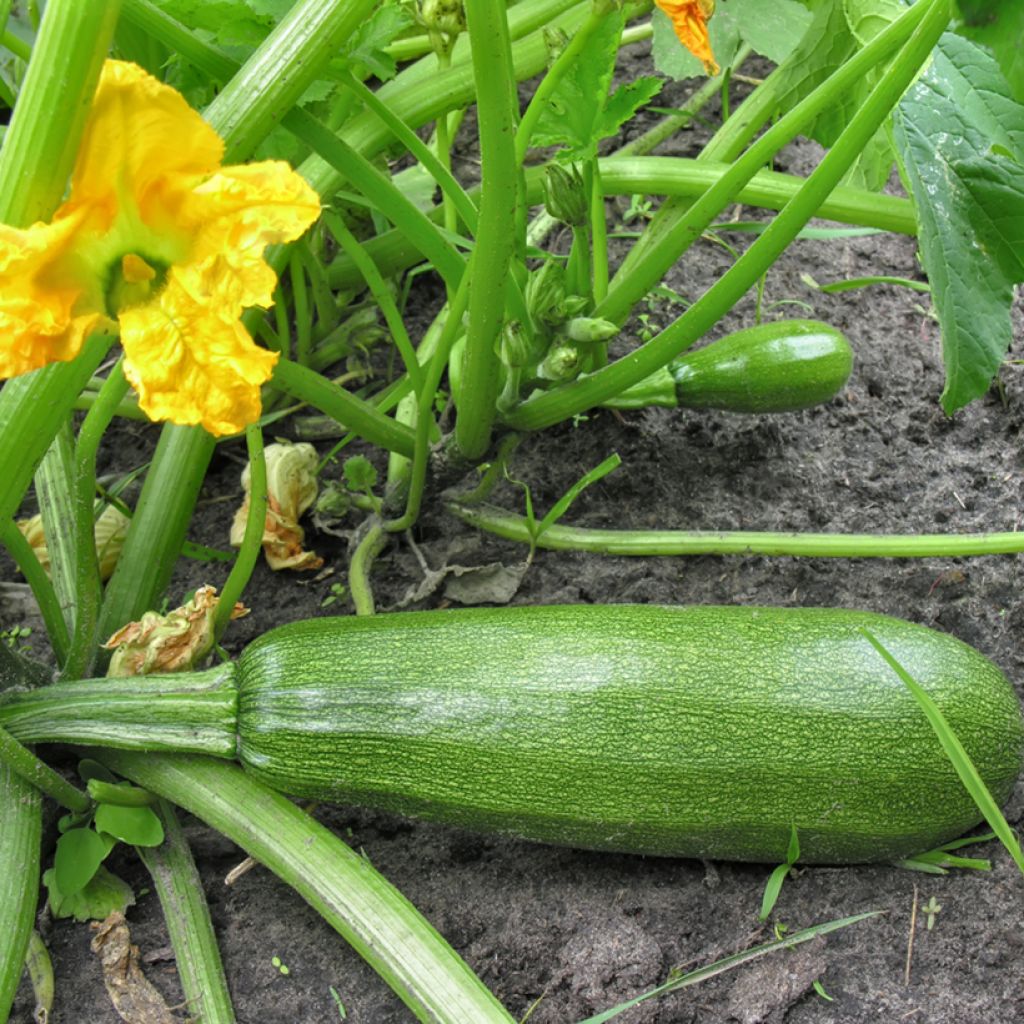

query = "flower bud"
[543,163,588,227]
[538,344,581,382]
[566,317,619,344]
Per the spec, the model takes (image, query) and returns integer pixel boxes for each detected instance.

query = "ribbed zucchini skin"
[670,320,853,413]
[236,605,1023,864]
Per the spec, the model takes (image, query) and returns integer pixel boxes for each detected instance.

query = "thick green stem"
[98,426,216,641]
[136,800,236,1024]
[0,663,238,755]
[446,502,1024,558]
[503,0,950,431]
[34,424,78,642]
[97,752,516,1024]
[454,0,520,460]
[329,157,915,290]
[203,0,377,163]
[0,765,41,1022]
[0,725,92,812]
[271,358,416,458]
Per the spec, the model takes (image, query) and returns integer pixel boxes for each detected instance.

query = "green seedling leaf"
[95,803,165,847]
[955,0,1024,105]
[577,911,882,1023]
[860,629,1024,877]
[813,979,834,1002]
[54,828,109,898]
[343,455,378,492]
[759,824,800,920]
[893,33,1024,413]
[44,865,135,923]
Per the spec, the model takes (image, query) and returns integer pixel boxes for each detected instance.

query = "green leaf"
[955,156,1024,283]
[892,32,1024,412]
[343,454,378,492]
[722,0,813,64]
[344,2,413,81]
[95,803,166,847]
[955,0,1024,105]
[54,828,109,897]
[598,78,664,150]
[44,866,135,923]
[533,11,628,160]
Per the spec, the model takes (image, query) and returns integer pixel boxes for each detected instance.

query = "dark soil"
[6,48,1024,1024]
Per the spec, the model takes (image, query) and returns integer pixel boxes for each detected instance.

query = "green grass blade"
[577,911,882,1024]
[860,628,1024,876]
[535,453,621,542]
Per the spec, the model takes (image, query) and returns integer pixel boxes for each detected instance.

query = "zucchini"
[1,605,1020,865]
[606,320,854,413]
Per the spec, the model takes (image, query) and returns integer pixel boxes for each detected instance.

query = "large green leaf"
[893,32,1024,413]
[956,0,1024,105]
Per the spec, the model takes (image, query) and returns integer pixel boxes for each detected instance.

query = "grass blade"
[860,628,1024,876]
[576,911,882,1024]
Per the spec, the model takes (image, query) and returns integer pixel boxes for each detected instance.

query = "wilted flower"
[655,0,719,75]
[0,60,321,436]
[230,441,323,571]
[103,585,248,677]
[17,505,130,581]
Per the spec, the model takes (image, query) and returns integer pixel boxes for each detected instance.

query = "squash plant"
[0,0,1022,1020]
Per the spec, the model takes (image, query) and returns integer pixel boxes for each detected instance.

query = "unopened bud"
[538,344,581,382]
[543,163,588,227]
[566,317,619,344]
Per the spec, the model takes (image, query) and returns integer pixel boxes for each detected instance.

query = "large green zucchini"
[234,605,1023,865]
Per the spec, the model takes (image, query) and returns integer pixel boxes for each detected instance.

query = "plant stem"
[136,799,237,1024]
[0,663,239,755]
[98,426,216,641]
[0,765,41,1023]
[203,0,377,163]
[503,0,950,431]
[0,725,91,812]
[34,424,78,642]
[63,360,130,680]
[0,520,70,666]
[97,752,516,1024]
[595,0,932,328]
[454,0,520,460]
[446,502,1024,559]
[349,523,389,616]
[271,358,416,457]
[214,425,266,645]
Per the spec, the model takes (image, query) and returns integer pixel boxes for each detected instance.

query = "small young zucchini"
[606,320,854,413]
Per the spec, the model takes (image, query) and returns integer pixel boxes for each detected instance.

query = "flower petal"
[655,0,719,75]
[119,275,278,437]
[65,60,224,233]
[182,161,321,309]
[0,214,103,376]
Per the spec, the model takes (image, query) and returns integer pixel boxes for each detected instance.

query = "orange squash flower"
[655,0,719,76]
[0,61,321,436]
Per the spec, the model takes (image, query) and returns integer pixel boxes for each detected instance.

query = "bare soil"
[6,52,1024,1024]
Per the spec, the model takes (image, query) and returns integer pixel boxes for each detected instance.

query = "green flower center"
[105,253,169,315]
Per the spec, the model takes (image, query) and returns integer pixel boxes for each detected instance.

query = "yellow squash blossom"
[0,60,321,436]
[655,0,719,76]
